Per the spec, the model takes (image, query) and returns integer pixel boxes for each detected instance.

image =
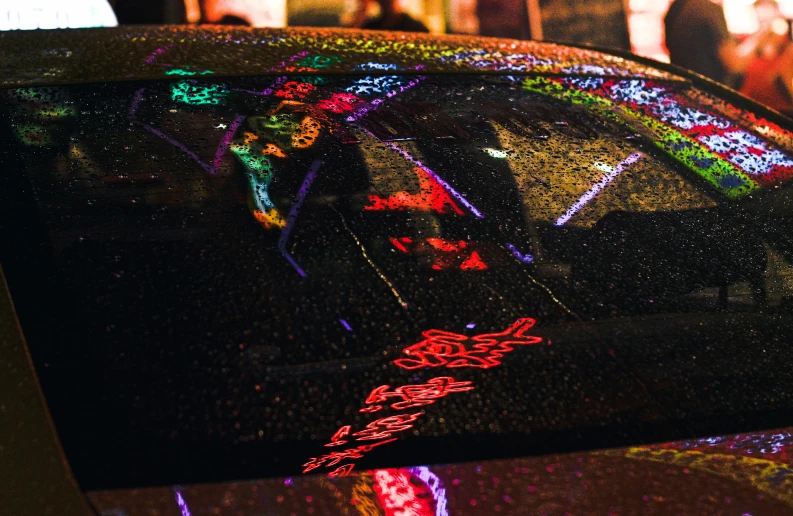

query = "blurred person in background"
[476,0,531,39]
[207,14,251,25]
[739,0,793,116]
[113,0,173,24]
[353,0,429,32]
[665,0,773,86]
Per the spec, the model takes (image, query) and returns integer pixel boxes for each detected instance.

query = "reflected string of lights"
[520,269,577,318]
[138,122,212,174]
[505,243,534,264]
[332,206,408,309]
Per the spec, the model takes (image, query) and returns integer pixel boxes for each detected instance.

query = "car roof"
[0,26,683,88]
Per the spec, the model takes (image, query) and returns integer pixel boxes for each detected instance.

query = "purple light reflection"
[128,88,145,118]
[278,160,322,277]
[506,244,534,264]
[174,490,192,516]
[145,44,174,64]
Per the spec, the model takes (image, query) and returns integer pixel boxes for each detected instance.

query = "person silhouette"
[665,0,772,86]
[356,0,429,32]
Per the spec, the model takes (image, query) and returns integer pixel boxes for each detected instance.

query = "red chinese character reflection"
[328,463,356,478]
[360,377,474,413]
[394,318,543,370]
[365,167,464,215]
[302,438,397,474]
[325,425,352,447]
[352,412,424,441]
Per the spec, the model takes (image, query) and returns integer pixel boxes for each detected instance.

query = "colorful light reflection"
[394,318,543,370]
[407,466,450,516]
[359,377,475,413]
[374,469,434,516]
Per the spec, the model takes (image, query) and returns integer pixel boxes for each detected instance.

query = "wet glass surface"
[3,72,793,489]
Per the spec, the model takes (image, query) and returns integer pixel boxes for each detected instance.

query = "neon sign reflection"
[302,318,543,477]
[358,377,475,413]
[394,318,543,370]
[365,167,464,215]
[374,469,434,516]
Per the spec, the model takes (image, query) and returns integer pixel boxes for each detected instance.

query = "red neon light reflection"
[389,237,488,271]
[352,412,424,441]
[360,376,474,413]
[365,167,465,215]
[374,469,434,516]
[275,81,316,100]
[305,413,423,474]
[303,438,397,474]
[394,318,543,370]
[325,425,352,447]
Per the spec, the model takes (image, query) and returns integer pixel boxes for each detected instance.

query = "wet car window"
[3,74,793,488]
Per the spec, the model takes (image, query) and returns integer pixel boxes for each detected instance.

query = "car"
[2,25,793,515]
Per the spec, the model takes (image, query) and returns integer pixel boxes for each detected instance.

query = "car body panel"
[0,271,91,516]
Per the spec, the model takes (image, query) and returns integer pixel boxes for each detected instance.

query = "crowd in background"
[665,0,792,115]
